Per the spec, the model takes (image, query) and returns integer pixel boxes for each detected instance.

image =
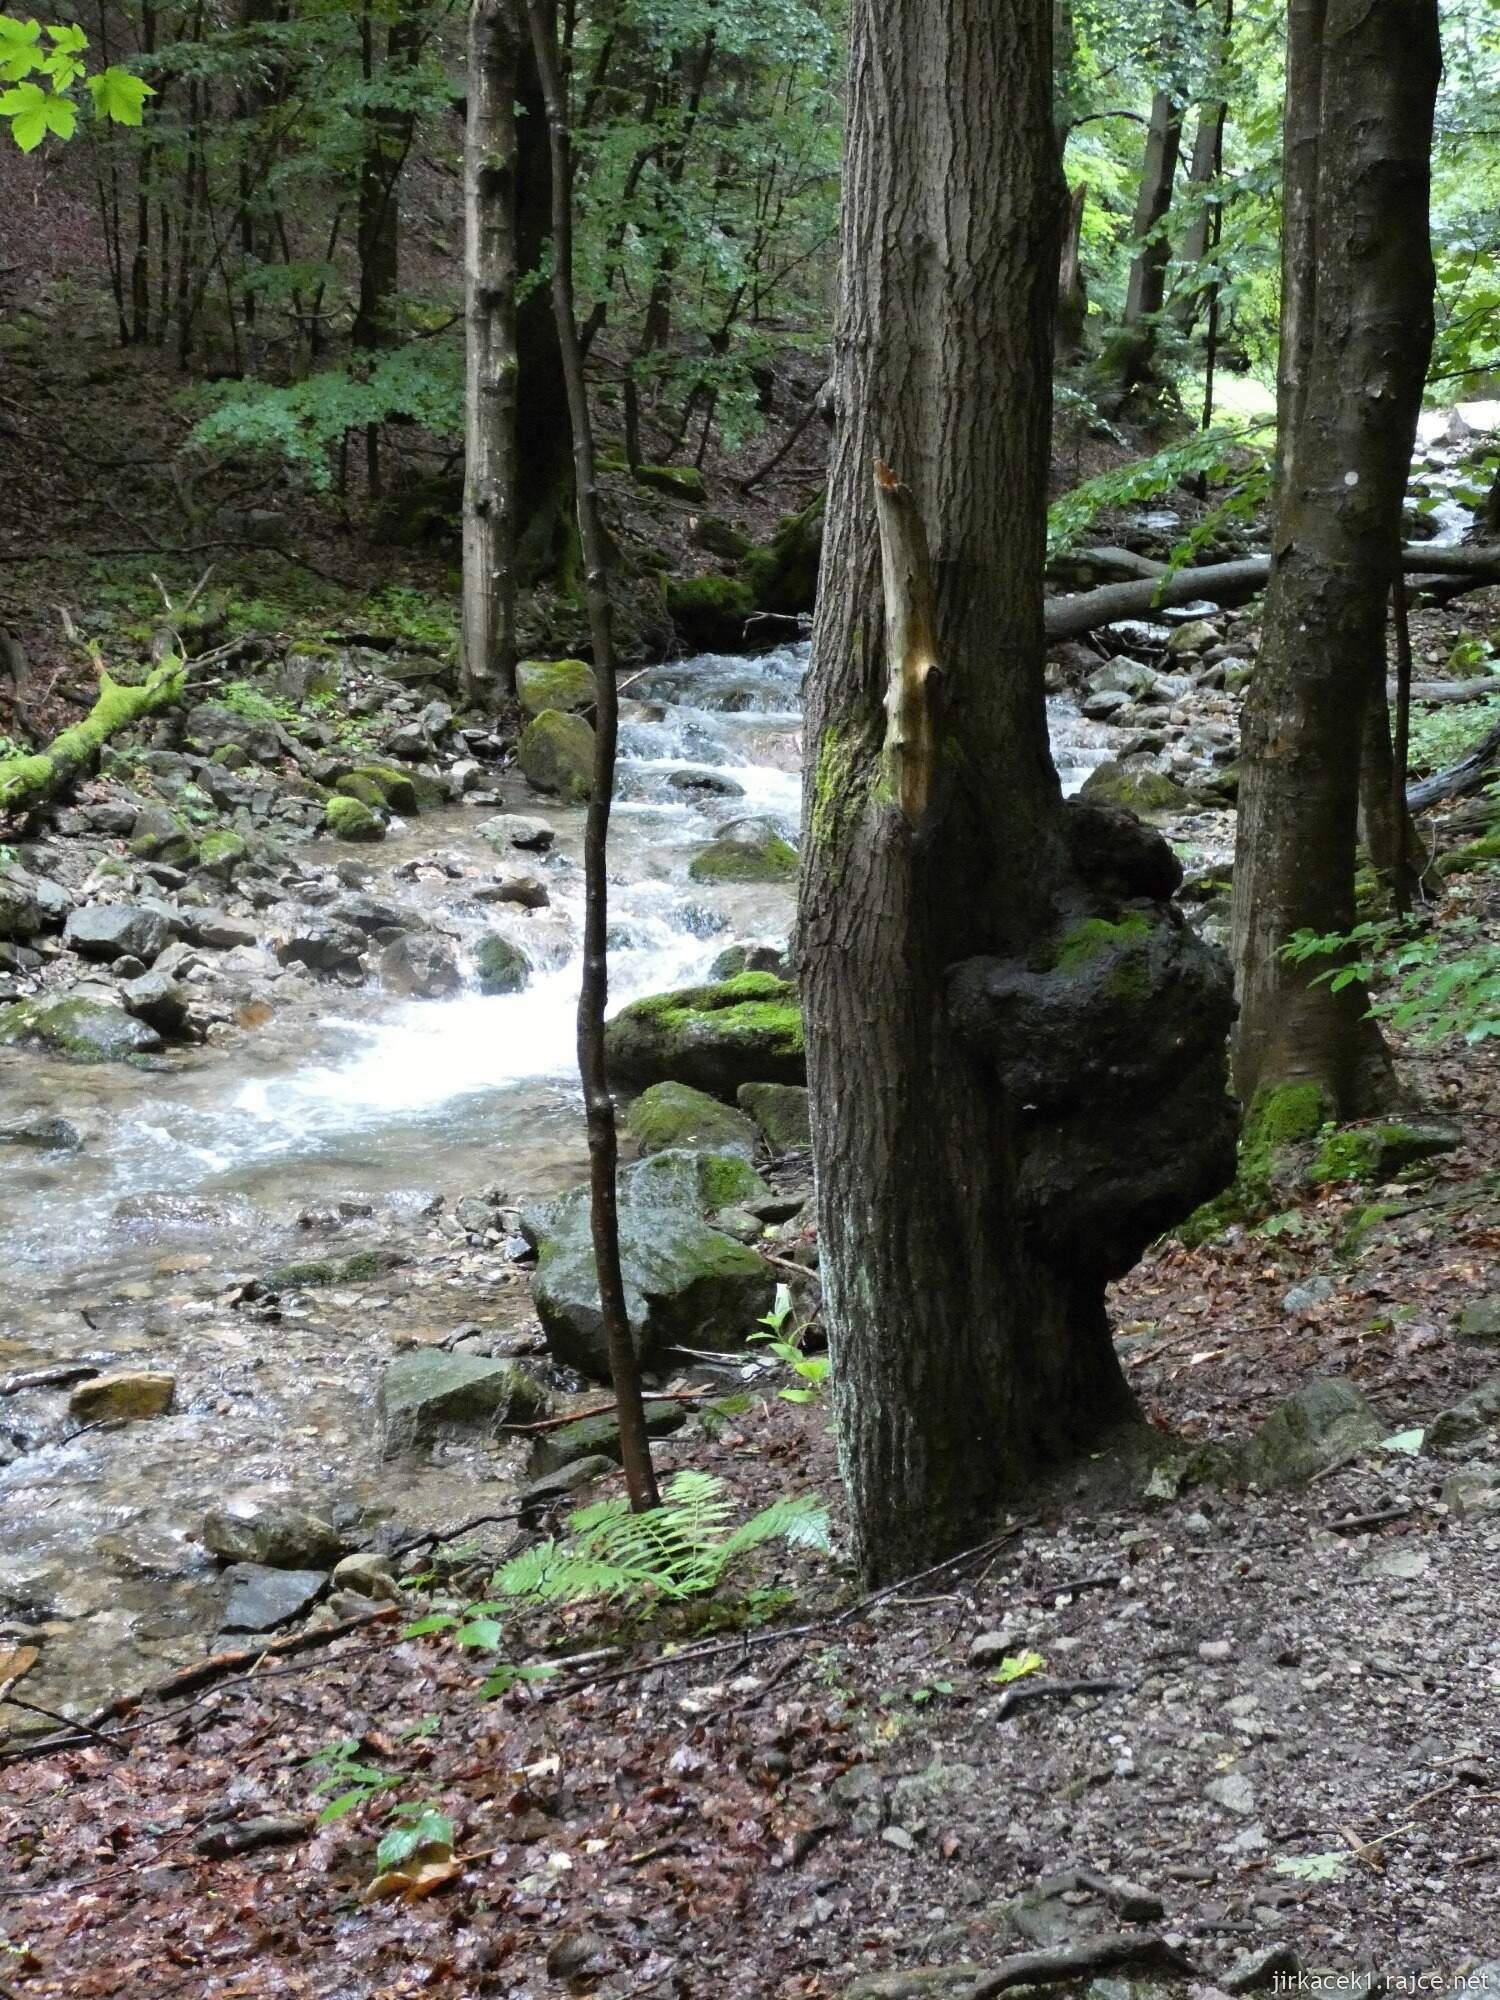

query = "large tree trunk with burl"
[1230,0,1439,1121]
[801,0,1235,1586]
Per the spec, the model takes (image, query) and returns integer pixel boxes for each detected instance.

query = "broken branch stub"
[873,457,939,825]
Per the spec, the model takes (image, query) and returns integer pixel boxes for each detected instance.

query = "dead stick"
[968,1933,1194,1997]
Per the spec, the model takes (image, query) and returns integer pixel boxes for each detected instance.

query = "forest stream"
[0,640,1116,1722]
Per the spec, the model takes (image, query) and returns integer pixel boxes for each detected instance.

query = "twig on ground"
[993,1677,1126,1721]
[968,1932,1194,1996]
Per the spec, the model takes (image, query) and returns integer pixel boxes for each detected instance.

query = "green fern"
[491,1470,829,1608]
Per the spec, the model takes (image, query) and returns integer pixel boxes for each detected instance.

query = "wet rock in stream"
[377,1349,552,1453]
[202,1500,346,1569]
[221,1563,327,1632]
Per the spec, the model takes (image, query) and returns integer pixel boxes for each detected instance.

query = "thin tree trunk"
[353,0,421,496]
[525,0,660,1516]
[802,0,1233,1582]
[461,0,520,708]
[1172,0,1233,339]
[513,24,575,573]
[1231,0,1439,1120]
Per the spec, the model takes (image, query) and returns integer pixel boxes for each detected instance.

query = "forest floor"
[3,925,1498,1997]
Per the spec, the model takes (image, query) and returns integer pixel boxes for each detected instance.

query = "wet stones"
[202,1500,345,1569]
[604,972,805,1097]
[518,710,595,803]
[378,932,462,1000]
[475,933,530,995]
[688,818,798,884]
[0,1115,81,1150]
[478,813,555,854]
[624,1081,760,1159]
[0,995,164,1062]
[68,1370,176,1422]
[221,1563,326,1632]
[63,902,176,963]
[377,1350,552,1453]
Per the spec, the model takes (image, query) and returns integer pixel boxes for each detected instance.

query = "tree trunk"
[461,0,521,707]
[802,0,1235,1583]
[1230,0,1439,1121]
[1056,179,1087,360]
[353,0,421,496]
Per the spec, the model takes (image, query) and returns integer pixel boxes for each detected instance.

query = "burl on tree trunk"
[801,0,1234,1584]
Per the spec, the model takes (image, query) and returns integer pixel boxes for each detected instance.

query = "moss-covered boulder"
[475,932,530,995]
[337,764,418,815]
[624,1081,759,1158]
[688,819,799,884]
[665,574,755,651]
[634,463,708,502]
[1237,1377,1383,1488]
[517,658,594,719]
[530,1403,689,1479]
[744,491,824,617]
[691,515,751,561]
[522,1148,775,1376]
[605,971,805,1097]
[1438,827,1500,876]
[0,995,163,1062]
[1079,760,1194,818]
[737,1081,812,1150]
[324,795,385,843]
[518,708,594,803]
[195,829,250,882]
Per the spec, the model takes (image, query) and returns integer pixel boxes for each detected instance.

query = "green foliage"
[306,1737,406,1824]
[1408,692,1500,777]
[1,16,150,149]
[750,1284,830,1403]
[1046,424,1271,558]
[491,1470,829,1610]
[1284,919,1500,1046]
[374,1804,453,1876]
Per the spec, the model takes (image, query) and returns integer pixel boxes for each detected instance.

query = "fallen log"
[1407,719,1500,811]
[1398,676,1500,705]
[1045,540,1500,643]
[0,659,187,817]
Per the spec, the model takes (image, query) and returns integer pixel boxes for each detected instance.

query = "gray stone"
[478,813,555,853]
[737,1081,811,1150]
[378,1350,551,1452]
[1442,1463,1500,1519]
[1224,1946,1301,1994]
[121,968,191,1034]
[64,902,176,963]
[203,1500,344,1569]
[688,818,798,884]
[180,911,259,951]
[518,710,595,802]
[379,932,461,999]
[1081,688,1134,721]
[1282,1275,1336,1314]
[1239,1377,1382,1487]
[1165,618,1220,657]
[0,1115,82,1150]
[528,1399,689,1477]
[184,702,286,764]
[487,874,550,910]
[524,1148,774,1376]
[1457,1299,1500,1344]
[842,1974,984,2000]
[0,877,43,940]
[1429,1375,1500,1456]
[331,1552,399,1599]
[519,1454,618,1516]
[1206,1771,1257,1815]
[221,1563,326,1632]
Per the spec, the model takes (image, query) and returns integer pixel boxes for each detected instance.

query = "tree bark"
[462,0,521,707]
[802,0,1234,1583]
[513,23,575,575]
[526,0,660,1515]
[1230,0,1439,1120]
[353,0,422,496]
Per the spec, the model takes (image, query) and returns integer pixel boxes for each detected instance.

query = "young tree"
[1230,0,1440,1119]
[802,0,1235,1583]
[462,0,520,706]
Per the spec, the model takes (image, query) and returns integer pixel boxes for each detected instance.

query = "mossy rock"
[1079,760,1193,818]
[634,463,708,503]
[625,1081,759,1159]
[518,709,595,803]
[1237,1377,1382,1488]
[268,1247,404,1290]
[605,971,805,1097]
[688,821,799,884]
[523,1148,774,1376]
[378,1350,551,1452]
[692,515,751,561]
[0,996,163,1063]
[1438,828,1500,876]
[665,574,755,651]
[475,932,530,995]
[744,491,824,616]
[324,795,385,843]
[517,658,594,719]
[341,764,418,815]
[1176,1081,1332,1246]
[196,829,250,880]
[737,1081,811,1150]
[531,1398,690,1477]
[1309,1118,1460,1185]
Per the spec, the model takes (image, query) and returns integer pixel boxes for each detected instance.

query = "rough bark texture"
[802,0,1234,1584]
[526,0,660,1514]
[513,24,575,575]
[461,0,520,705]
[1230,0,1439,1119]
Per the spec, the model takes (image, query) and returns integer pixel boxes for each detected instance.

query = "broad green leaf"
[87,64,152,126]
[988,1648,1047,1686]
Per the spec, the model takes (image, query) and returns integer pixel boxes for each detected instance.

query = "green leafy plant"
[750,1284,831,1403]
[374,1803,454,1876]
[987,1648,1047,1686]
[1,15,150,149]
[1046,423,1271,559]
[306,1737,407,1824]
[1284,918,1500,1045]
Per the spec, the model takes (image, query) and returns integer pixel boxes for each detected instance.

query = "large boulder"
[517,658,595,718]
[336,763,418,814]
[64,902,176,963]
[688,818,799,884]
[324,796,385,843]
[475,932,530,994]
[524,1149,775,1376]
[1078,760,1194,819]
[0,995,163,1062]
[478,813,555,854]
[203,1500,344,1569]
[737,1081,812,1150]
[378,1350,551,1453]
[604,972,805,1097]
[184,700,285,764]
[0,877,43,941]
[1238,1378,1382,1487]
[624,1081,759,1158]
[518,709,594,803]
